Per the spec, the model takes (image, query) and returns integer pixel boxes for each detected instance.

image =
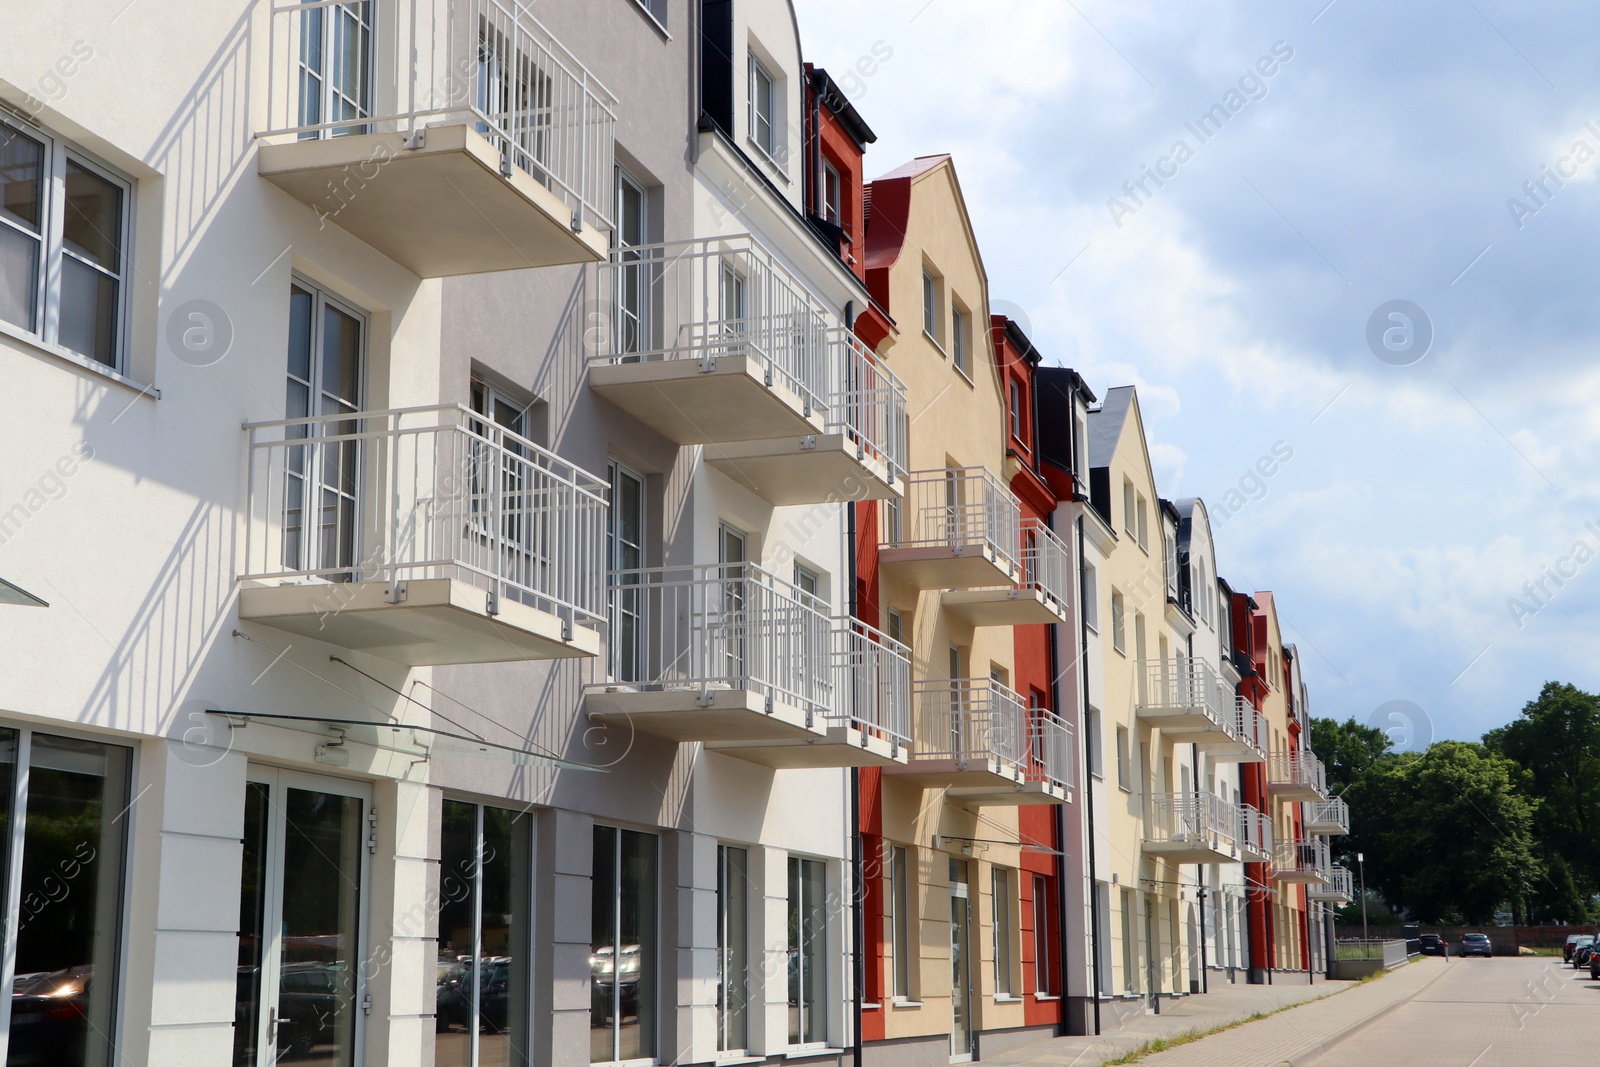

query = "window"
[1085,706,1103,778]
[0,730,131,1067]
[1110,589,1125,654]
[883,497,902,545]
[1136,493,1149,550]
[295,0,372,136]
[630,0,667,27]
[591,825,658,1063]
[1122,480,1136,537]
[1,119,132,370]
[886,608,904,646]
[822,159,841,224]
[1009,379,1023,441]
[283,280,364,578]
[1033,875,1054,996]
[750,57,776,158]
[1082,563,1099,631]
[788,856,827,1045]
[1165,534,1178,599]
[922,269,938,341]
[718,845,750,1052]
[609,462,646,681]
[1116,725,1130,791]
[890,845,911,999]
[794,563,819,597]
[1121,888,1139,993]
[951,304,968,375]
[992,867,1014,996]
[613,169,649,357]
[435,799,533,1067]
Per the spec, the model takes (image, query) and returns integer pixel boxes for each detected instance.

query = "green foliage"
[1311,716,1392,795]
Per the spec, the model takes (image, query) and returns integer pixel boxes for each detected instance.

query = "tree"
[1311,716,1392,796]
[1528,853,1593,925]
[1484,682,1600,897]
[1350,742,1539,924]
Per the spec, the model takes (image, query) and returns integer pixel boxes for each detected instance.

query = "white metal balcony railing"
[1138,658,1231,721]
[1144,791,1239,851]
[831,330,910,486]
[886,467,1024,573]
[1273,837,1331,881]
[832,617,913,754]
[1268,750,1329,796]
[1232,696,1270,755]
[1238,803,1274,858]
[1304,796,1351,834]
[1310,866,1355,901]
[909,679,1074,792]
[1016,518,1071,609]
[603,563,833,721]
[242,404,608,629]
[263,0,618,232]
[590,235,833,409]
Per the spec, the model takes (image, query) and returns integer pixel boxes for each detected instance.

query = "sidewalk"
[990,961,1441,1067]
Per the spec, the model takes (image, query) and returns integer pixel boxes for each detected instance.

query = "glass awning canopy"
[206,710,604,773]
[0,577,47,607]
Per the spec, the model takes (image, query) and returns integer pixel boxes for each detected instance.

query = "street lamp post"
[1357,852,1368,945]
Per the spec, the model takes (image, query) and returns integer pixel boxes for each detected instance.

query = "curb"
[1284,960,1455,1065]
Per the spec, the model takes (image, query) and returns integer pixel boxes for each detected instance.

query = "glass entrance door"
[234,770,369,1067]
[948,860,972,1063]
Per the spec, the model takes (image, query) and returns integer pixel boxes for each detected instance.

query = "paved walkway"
[991,961,1439,1067]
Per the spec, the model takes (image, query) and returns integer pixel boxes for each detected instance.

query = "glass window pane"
[0,223,41,333]
[233,783,270,1067]
[320,304,362,409]
[62,162,122,271]
[278,788,362,1066]
[0,124,45,232]
[435,800,477,1067]
[590,825,617,1064]
[479,806,532,1065]
[288,286,314,382]
[58,256,118,365]
[718,846,748,1052]
[13,733,129,1067]
[617,829,656,1061]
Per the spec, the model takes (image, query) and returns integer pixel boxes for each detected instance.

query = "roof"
[807,65,877,148]
[1086,385,1135,469]
[873,154,951,182]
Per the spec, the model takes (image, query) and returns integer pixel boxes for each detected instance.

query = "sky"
[793,0,1600,747]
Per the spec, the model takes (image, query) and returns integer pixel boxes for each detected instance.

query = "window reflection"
[590,826,656,1064]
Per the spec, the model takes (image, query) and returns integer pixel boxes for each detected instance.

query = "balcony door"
[718,525,747,683]
[608,462,646,682]
[612,170,649,360]
[234,769,369,1067]
[469,380,544,601]
[948,860,973,1063]
[284,281,364,579]
[295,1,372,138]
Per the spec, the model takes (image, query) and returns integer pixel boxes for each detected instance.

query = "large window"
[591,826,657,1064]
[608,462,646,681]
[295,0,372,136]
[613,169,648,358]
[787,856,826,1046]
[1116,725,1131,791]
[921,270,937,340]
[0,730,130,1067]
[821,160,841,225]
[951,304,968,375]
[1032,875,1054,996]
[749,58,776,158]
[992,868,1013,996]
[1110,589,1125,654]
[0,119,132,370]
[435,800,533,1067]
[890,845,911,999]
[717,845,749,1052]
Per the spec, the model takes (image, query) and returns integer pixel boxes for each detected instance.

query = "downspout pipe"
[1078,510,1102,1036]
[845,416,863,1067]
[1046,510,1070,1030]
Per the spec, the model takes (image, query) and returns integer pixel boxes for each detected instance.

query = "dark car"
[437,958,512,1034]
[1459,933,1493,958]
[1576,943,1599,969]
[1588,950,1600,981]
[1566,934,1594,962]
[7,966,92,1067]
[1418,934,1449,957]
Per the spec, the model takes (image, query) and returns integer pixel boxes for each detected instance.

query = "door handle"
[268,1006,278,1044]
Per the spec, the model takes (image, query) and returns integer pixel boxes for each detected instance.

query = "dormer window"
[822,159,841,224]
[1009,379,1023,441]
[750,58,776,158]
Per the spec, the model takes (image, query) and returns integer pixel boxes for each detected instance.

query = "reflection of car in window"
[436,956,513,1034]
[589,945,642,1023]
[9,965,93,1067]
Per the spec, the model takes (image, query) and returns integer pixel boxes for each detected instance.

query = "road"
[1315,955,1600,1066]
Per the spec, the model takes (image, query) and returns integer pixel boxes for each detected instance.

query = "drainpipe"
[1046,509,1070,1030]
[1077,510,1102,1036]
[810,70,823,219]
[846,464,863,1067]
[1195,738,1207,995]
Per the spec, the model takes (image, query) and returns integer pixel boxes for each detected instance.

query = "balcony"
[1238,803,1274,862]
[1272,837,1331,884]
[1308,866,1355,903]
[1268,750,1329,799]
[259,0,616,276]
[886,680,1073,805]
[1303,796,1350,835]
[942,519,1071,626]
[1136,660,1263,763]
[239,405,607,664]
[583,566,910,767]
[878,468,1023,591]
[585,239,907,504]
[1142,792,1253,863]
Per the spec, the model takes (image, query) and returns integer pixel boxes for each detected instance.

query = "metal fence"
[831,617,912,752]
[262,0,618,232]
[909,678,1029,778]
[1272,836,1331,881]
[887,468,1024,574]
[1144,791,1239,850]
[603,563,834,721]
[1232,697,1269,756]
[1238,802,1274,859]
[242,404,609,630]
[1304,796,1351,833]
[1268,749,1329,795]
[1137,658,1232,723]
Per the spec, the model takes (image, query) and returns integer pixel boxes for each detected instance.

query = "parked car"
[1565,934,1592,962]
[1576,942,1599,969]
[1418,934,1449,957]
[7,966,91,1067]
[1589,950,1600,981]
[1459,933,1493,958]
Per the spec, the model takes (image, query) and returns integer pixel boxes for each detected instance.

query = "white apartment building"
[0,2,905,1067]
